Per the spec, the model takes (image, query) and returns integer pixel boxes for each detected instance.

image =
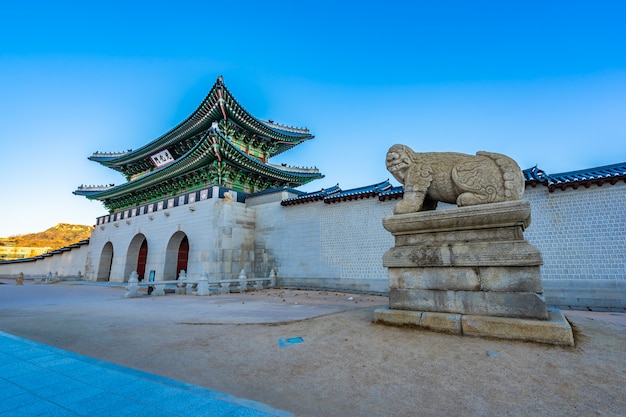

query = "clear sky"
[1,1,625,237]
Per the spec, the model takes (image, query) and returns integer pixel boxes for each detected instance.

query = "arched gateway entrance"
[164,232,189,280]
[124,234,148,282]
[96,242,114,282]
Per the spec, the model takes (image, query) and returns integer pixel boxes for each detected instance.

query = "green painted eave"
[80,125,322,205]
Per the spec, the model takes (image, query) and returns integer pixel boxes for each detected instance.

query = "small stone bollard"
[269,268,276,287]
[176,270,187,294]
[176,281,185,294]
[125,271,140,298]
[196,272,209,296]
[238,269,248,292]
[16,272,24,286]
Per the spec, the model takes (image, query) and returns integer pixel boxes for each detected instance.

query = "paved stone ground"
[1,279,625,417]
[0,330,292,416]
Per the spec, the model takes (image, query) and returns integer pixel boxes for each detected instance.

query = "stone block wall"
[254,197,395,293]
[524,182,626,308]
[0,244,88,280]
[1,180,624,309]
[524,182,626,281]
[254,202,339,285]
[209,200,256,280]
[85,191,256,283]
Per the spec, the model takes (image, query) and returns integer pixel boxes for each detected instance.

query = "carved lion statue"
[386,144,525,214]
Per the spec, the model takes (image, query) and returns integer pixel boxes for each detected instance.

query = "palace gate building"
[1,77,625,310]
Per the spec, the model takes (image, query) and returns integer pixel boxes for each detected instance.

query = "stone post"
[238,269,248,292]
[176,281,185,294]
[125,271,139,298]
[16,272,24,286]
[185,270,195,295]
[254,277,264,291]
[176,270,187,294]
[196,271,209,296]
[269,268,276,288]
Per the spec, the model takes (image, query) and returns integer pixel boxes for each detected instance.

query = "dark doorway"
[137,239,148,281]
[176,236,189,278]
[164,231,188,280]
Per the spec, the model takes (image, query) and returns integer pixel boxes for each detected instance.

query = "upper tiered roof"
[88,76,314,179]
[75,77,323,211]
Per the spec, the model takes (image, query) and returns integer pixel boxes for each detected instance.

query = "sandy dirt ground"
[1,280,625,417]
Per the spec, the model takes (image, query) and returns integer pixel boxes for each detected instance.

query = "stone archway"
[164,231,189,280]
[96,242,114,282]
[124,234,148,282]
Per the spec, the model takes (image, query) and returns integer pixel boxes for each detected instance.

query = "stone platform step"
[373,306,574,346]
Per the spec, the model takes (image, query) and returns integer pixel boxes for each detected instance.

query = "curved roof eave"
[85,135,217,200]
[211,128,323,182]
[93,76,313,169]
[73,189,107,197]
[84,126,322,201]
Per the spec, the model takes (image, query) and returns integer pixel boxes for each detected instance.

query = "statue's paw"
[457,192,488,207]
[394,199,422,214]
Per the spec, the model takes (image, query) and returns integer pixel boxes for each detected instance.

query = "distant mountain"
[0,223,94,251]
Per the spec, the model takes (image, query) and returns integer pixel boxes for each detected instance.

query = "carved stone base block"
[373,307,575,346]
[390,289,548,319]
[379,200,574,345]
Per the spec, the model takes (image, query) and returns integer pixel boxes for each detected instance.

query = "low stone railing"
[0,272,85,285]
[124,269,276,298]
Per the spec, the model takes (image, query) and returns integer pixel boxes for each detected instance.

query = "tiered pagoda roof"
[75,76,323,211]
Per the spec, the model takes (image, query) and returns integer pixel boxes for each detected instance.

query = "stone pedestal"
[374,200,574,346]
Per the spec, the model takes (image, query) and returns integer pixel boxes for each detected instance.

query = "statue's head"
[386,144,413,183]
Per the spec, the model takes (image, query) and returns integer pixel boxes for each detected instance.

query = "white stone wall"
[86,195,219,282]
[524,182,626,281]
[245,189,300,206]
[254,202,338,283]
[209,199,256,280]
[1,180,624,308]
[254,197,395,292]
[523,182,626,308]
[319,199,395,290]
[84,191,256,283]
[1,192,256,284]
[0,244,88,279]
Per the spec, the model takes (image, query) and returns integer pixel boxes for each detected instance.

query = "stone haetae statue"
[386,144,525,214]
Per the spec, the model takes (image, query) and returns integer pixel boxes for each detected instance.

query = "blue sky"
[1,1,625,236]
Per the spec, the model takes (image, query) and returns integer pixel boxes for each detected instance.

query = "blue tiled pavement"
[0,331,292,417]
